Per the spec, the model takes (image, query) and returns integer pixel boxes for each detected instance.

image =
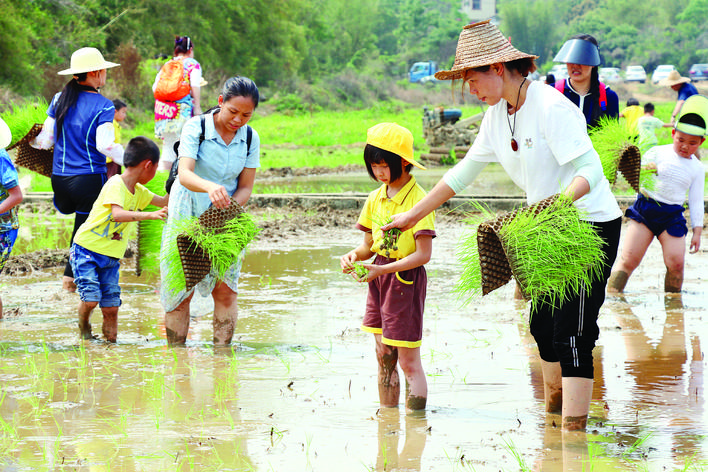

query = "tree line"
[0,0,706,109]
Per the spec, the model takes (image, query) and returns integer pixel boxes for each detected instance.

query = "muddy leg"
[78,301,98,340]
[665,269,683,293]
[212,282,238,346]
[541,360,563,413]
[101,306,119,343]
[164,294,193,346]
[398,346,427,412]
[375,334,400,408]
[606,270,629,293]
[63,276,77,293]
[561,377,593,431]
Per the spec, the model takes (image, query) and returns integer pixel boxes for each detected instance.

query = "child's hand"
[643,162,657,171]
[340,252,357,273]
[151,207,168,221]
[357,263,384,283]
[690,230,701,254]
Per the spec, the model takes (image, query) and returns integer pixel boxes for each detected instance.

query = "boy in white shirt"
[608,95,708,293]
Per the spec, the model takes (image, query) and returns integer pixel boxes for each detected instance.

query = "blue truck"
[409,61,439,83]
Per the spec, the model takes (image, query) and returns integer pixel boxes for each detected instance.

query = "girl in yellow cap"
[340,122,435,413]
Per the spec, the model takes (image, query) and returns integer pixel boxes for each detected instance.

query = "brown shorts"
[362,255,427,348]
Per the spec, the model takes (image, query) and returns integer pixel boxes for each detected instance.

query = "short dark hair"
[627,98,639,107]
[112,99,127,111]
[123,136,159,167]
[644,102,655,113]
[363,144,411,182]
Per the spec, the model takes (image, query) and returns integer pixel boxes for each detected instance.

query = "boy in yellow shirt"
[71,136,168,342]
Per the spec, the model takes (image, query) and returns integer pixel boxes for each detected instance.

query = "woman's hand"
[381,209,417,232]
[206,182,231,209]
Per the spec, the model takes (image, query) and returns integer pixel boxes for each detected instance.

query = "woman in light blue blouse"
[160,76,260,346]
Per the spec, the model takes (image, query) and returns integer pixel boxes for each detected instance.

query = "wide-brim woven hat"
[659,70,690,87]
[58,47,120,76]
[367,122,426,170]
[0,117,10,149]
[434,20,538,81]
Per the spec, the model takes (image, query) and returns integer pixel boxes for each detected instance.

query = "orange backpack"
[154,58,191,102]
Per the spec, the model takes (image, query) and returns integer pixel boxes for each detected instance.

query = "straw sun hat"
[57,47,120,76]
[659,70,691,87]
[434,20,538,81]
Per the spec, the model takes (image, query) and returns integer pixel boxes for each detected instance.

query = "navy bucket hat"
[553,37,601,67]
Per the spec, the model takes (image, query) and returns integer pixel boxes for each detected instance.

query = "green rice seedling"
[368,214,401,258]
[161,210,260,296]
[350,261,368,280]
[590,116,656,193]
[501,436,532,471]
[498,195,605,308]
[453,201,499,300]
[137,170,169,277]
[2,98,49,148]
[455,196,605,309]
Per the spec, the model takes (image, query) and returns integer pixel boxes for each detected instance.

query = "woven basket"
[477,195,561,297]
[176,197,246,290]
[177,234,211,291]
[6,124,53,178]
[617,144,641,193]
[199,197,245,230]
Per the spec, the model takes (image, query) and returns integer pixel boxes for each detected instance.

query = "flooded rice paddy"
[1,211,708,471]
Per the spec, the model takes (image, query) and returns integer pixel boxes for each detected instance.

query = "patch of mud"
[5,204,469,273]
[4,248,68,276]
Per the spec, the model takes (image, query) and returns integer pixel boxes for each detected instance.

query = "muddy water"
[256,165,526,196]
[0,220,707,471]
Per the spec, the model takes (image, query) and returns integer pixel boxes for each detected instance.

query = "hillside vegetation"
[0,0,706,113]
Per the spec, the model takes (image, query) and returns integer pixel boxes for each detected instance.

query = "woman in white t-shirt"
[382,20,622,431]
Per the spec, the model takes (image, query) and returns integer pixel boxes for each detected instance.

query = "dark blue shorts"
[625,194,688,238]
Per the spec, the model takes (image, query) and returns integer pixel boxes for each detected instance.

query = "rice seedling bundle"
[2,99,49,148]
[589,117,654,193]
[351,261,369,280]
[162,198,260,294]
[3,100,53,178]
[136,171,169,276]
[455,194,606,308]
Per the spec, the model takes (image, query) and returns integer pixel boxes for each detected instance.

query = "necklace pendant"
[511,138,519,151]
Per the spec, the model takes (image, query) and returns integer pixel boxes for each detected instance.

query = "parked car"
[651,64,676,84]
[549,64,569,81]
[624,65,647,83]
[599,67,621,83]
[689,63,708,81]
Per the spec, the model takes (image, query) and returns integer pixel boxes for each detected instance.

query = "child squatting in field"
[70,136,169,342]
[607,95,708,293]
[340,122,435,412]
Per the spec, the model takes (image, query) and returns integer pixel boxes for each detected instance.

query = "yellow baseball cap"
[366,122,426,170]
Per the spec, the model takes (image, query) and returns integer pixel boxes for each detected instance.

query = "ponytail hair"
[54,74,88,135]
[174,36,193,56]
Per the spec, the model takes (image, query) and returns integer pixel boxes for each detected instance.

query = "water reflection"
[375,408,428,472]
